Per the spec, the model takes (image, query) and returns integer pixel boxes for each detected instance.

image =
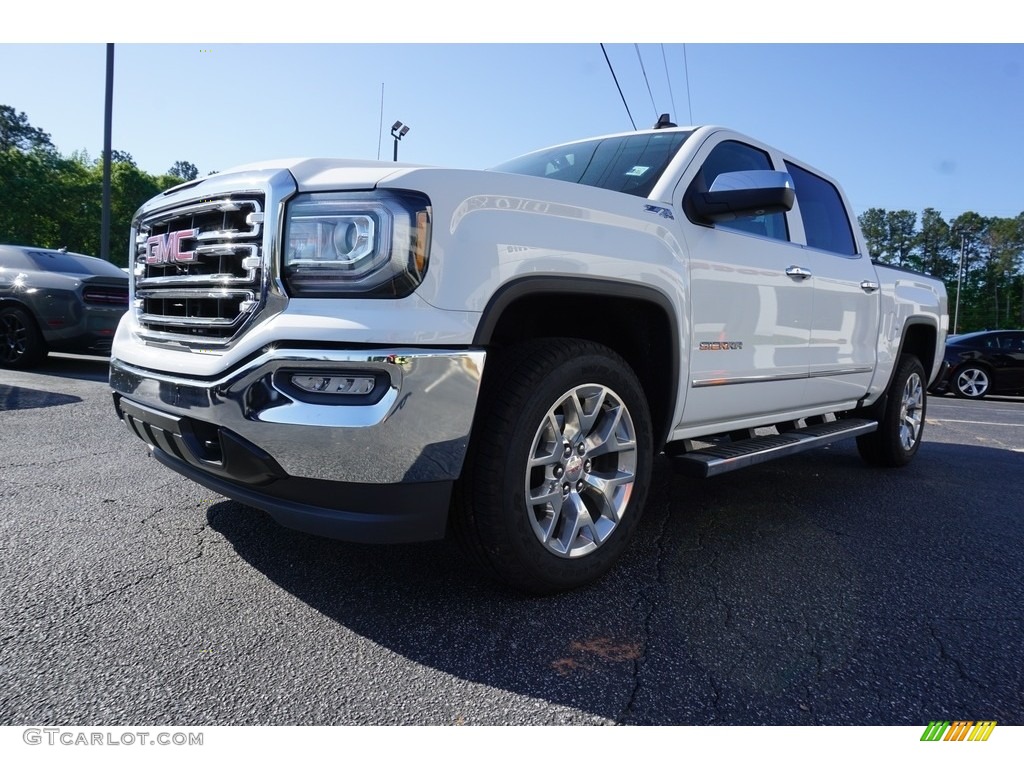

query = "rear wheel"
[953,365,990,399]
[856,354,926,467]
[454,338,653,594]
[0,306,48,369]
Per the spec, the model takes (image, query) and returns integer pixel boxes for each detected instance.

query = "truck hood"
[218,158,434,191]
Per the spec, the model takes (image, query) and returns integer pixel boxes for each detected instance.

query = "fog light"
[290,374,376,395]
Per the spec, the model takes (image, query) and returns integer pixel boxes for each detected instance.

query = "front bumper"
[110,347,485,543]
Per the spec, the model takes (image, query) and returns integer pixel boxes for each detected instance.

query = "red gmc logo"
[145,229,200,265]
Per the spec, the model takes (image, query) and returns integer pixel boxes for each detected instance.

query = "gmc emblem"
[145,229,200,265]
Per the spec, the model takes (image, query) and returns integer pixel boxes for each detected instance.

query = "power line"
[660,44,678,122]
[682,43,693,124]
[634,43,658,121]
[376,82,384,161]
[600,43,636,131]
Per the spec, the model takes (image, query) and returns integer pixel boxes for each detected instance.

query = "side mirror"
[691,170,795,223]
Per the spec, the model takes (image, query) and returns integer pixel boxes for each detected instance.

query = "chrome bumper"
[110,347,485,543]
[111,347,485,482]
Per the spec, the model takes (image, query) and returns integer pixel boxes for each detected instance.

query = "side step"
[670,418,878,478]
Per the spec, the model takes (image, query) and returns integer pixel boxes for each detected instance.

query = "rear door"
[784,161,879,408]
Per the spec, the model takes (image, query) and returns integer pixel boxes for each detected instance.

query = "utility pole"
[100,44,114,262]
[953,232,965,335]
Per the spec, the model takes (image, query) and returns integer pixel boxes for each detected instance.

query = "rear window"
[0,249,32,270]
[26,250,126,277]
[492,131,693,198]
[785,162,857,256]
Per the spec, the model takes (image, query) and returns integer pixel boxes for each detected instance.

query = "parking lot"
[1,354,1022,725]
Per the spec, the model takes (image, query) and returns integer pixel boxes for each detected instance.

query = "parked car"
[0,245,129,368]
[930,330,1024,399]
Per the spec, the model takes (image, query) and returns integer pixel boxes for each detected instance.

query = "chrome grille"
[133,196,265,341]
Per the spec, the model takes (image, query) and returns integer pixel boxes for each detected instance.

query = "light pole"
[391,120,409,162]
[100,43,114,261]
[953,232,965,335]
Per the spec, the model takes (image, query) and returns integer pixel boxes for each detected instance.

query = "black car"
[0,245,129,368]
[930,329,1024,399]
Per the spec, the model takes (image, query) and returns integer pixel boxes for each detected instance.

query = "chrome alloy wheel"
[955,367,990,398]
[524,383,637,558]
[899,370,924,451]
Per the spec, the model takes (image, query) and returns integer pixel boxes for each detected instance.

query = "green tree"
[0,105,54,152]
[858,208,888,260]
[917,208,953,280]
[167,160,199,181]
[982,215,1024,328]
[886,210,917,268]
[948,212,989,333]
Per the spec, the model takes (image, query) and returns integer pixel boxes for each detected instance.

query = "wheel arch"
[0,298,47,337]
[897,319,939,386]
[473,276,680,450]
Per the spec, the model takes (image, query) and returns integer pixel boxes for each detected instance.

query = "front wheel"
[856,354,927,467]
[454,338,653,594]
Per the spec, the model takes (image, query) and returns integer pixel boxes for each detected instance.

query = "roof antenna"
[653,113,677,129]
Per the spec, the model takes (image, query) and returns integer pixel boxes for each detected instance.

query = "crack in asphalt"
[616,496,672,725]
[80,522,210,610]
[0,449,122,470]
[928,623,983,687]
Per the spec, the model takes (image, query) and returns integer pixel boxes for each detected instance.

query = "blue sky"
[2,8,1022,221]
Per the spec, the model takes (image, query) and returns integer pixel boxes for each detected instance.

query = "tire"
[0,306,48,369]
[454,338,653,594]
[952,365,990,399]
[856,354,927,467]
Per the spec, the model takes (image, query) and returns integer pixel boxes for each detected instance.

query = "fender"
[473,275,682,448]
[859,316,940,411]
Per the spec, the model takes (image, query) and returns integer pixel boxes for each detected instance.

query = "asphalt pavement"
[1,354,1022,725]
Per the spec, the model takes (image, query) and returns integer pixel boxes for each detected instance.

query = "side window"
[994,333,1024,351]
[786,162,857,256]
[689,140,788,241]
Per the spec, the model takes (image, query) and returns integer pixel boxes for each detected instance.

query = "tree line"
[0,105,206,270]
[858,207,1024,333]
[2,105,1022,333]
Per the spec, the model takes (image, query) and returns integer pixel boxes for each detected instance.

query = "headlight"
[283,191,430,297]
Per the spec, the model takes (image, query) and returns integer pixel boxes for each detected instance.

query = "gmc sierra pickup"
[110,122,948,593]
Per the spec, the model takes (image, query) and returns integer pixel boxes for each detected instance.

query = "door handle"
[860,280,880,293]
[785,265,812,280]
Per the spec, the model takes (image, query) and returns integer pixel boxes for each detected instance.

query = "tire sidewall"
[884,355,927,465]
[478,345,652,592]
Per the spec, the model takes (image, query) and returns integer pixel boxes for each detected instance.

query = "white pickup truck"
[110,122,948,593]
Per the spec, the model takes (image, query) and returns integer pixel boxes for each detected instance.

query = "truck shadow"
[0,384,82,411]
[35,354,111,383]
[205,440,1024,724]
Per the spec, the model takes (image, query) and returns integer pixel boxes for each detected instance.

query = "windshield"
[491,130,693,198]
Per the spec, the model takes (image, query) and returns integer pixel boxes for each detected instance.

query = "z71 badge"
[699,341,743,351]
